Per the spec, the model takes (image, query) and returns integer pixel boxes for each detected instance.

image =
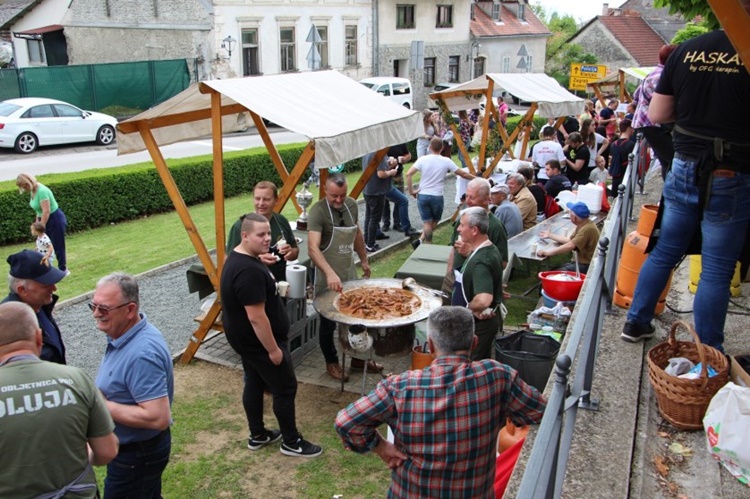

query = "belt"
[119,429,170,453]
[674,152,698,162]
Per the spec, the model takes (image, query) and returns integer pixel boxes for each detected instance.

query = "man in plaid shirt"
[335,307,546,498]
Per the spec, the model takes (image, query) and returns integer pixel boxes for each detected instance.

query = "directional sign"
[570,63,607,79]
[306,24,322,43]
[569,76,593,91]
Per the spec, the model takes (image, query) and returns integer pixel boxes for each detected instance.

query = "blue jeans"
[104,430,171,499]
[385,187,412,231]
[416,194,444,223]
[627,157,750,350]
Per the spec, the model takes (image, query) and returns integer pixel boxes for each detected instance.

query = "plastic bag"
[703,382,750,486]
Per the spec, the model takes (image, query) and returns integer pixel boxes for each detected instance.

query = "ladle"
[402,277,447,299]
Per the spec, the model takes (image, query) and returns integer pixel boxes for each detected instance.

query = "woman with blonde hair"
[16,173,68,272]
[417,109,439,157]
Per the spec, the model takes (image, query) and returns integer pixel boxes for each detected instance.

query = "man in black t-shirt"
[221,213,322,458]
[623,29,750,352]
[544,160,572,199]
[563,132,590,185]
[381,143,415,235]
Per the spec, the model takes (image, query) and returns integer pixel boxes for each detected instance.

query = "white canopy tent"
[118,70,422,169]
[115,70,423,364]
[587,67,656,105]
[431,73,584,118]
[429,73,583,173]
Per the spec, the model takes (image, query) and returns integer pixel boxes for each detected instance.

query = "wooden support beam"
[319,168,328,201]
[248,110,303,214]
[349,148,389,200]
[707,0,750,73]
[138,123,218,289]
[478,79,495,171]
[179,299,222,364]
[118,103,247,134]
[436,98,474,174]
[276,143,316,215]
[210,90,226,267]
[428,88,485,101]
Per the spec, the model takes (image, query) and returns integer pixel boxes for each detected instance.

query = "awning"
[588,67,655,86]
[117,70,423,169]
[13,25,64,36]
[430,73,584,118]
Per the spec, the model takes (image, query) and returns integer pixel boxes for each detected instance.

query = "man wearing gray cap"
[3,249,68,364]
[490,183,523,239]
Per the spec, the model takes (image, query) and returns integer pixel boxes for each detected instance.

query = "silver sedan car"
[0,97,118,153]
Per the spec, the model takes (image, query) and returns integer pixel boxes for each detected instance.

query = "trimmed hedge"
[0,145,314,244]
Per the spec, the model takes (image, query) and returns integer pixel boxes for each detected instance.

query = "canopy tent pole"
[349,148,390,200]
[209,90,226,266]
[708,0,750,73]
[248,110,304,214]
[478,78,495,171]
[276,142,316,213]
[435,99,476,174]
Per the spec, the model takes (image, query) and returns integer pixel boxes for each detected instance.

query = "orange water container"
[497,417,530,454]
[614,204,672,314]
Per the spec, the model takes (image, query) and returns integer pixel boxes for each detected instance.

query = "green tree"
[671,21,709,43]
[654,0,718,29]
[546,12,579,60]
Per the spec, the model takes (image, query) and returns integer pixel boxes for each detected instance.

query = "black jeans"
[318,316,338,364]
[240,342,300,443]
[363,194,386,247]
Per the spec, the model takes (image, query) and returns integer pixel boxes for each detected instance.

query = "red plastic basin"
[538,271,586,302]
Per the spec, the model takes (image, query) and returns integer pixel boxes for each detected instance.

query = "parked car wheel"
[14,132,38,154]
[96,125,115,145]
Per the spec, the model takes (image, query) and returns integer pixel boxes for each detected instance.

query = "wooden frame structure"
[117,74,420,364]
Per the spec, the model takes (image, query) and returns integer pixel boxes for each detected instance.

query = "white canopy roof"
[117,70,423,169]
[431,73,584,118]
[588,67,656,86]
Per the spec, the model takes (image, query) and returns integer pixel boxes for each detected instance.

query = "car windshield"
[360,82,375,89]
[0,102,22,117]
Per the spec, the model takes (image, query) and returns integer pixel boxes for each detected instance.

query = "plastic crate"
[286,298,307,325]
[288,311,320,368]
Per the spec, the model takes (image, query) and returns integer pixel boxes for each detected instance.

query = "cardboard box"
[730,356,750,388]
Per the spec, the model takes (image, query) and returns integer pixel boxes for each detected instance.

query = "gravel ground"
[54,175,462,379]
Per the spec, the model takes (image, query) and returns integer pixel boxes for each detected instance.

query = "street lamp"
[221,35,237,58]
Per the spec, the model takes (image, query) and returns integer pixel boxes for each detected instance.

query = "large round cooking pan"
[313,278,443,327]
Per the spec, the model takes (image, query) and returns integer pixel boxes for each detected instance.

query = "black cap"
[7,250,67,285]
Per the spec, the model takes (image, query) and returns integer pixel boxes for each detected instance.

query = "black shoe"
[280,436,323,458]
[621,321,656,343]
[404,228,419,237]
[381,225,390,232]
[366,244,381,253]
[411,239,422,249]
[393,225,403,232]
[248,429,282,451]
[376,233,390,240]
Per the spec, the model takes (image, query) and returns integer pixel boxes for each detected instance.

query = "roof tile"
[470,2,550,38]
[598,14,667,65]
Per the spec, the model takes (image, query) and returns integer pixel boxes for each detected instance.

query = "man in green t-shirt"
[0,301,118,499]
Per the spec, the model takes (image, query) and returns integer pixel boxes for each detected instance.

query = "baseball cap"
[490,183,510,195]
[7,250,67,285]
[566,201,590,219]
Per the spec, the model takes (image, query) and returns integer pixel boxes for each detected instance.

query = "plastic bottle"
[572,181,579,194]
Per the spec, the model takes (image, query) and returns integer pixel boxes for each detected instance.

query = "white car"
[0,97,118,153]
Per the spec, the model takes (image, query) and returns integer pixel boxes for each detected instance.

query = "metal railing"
[516,139,644,498]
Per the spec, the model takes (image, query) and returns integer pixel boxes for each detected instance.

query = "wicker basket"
[647,321,729,430]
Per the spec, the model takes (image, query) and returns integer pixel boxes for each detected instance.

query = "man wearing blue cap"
[3,249,68,364]
[537,201,599,274]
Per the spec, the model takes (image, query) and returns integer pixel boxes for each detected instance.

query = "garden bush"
[0,144,310,244]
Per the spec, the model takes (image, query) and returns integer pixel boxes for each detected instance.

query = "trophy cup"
[295,182,314,231]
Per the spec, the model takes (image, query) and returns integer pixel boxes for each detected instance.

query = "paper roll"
[286,265,307,299]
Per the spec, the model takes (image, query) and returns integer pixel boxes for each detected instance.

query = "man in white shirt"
[530,126,566,181]
[406,137,474,247]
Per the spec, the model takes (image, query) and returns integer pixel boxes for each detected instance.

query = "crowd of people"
[3,25,746,497]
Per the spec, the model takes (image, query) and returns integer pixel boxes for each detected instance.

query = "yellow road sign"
[569,76,592,91]
[570,63,607,79]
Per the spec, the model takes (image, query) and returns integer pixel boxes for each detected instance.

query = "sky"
[532,0,619,24]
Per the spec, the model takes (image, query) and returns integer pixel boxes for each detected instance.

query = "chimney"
[602,3,609,15]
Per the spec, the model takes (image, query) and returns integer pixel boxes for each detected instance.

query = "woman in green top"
[16,173,68,272]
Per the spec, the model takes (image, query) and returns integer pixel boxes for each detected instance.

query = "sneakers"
[280,435,323,458]
[621,321,656,343]
[248,429,282,450]
[393,225,403,232]
[404,227,419,237]
[326,362,349,381]
[376,233,390,240]
[366,243,381,253]
[411,239,422,249]
[381,225,390,232]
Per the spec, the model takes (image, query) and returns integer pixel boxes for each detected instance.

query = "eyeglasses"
[87,301,133,314]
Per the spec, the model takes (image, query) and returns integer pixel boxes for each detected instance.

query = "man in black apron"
[308,173,378,381]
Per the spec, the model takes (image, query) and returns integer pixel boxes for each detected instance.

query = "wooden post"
[137,123,218,289]
[276,142,316,213]
[478,79,495,172]
[349,148,389,200]
[210,90,226,266]
[179,299,222,364]
[436,99,474,174]
[707,0,750,73]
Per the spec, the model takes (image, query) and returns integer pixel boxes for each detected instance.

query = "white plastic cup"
[530,243,537,255]
[277,281,290,297]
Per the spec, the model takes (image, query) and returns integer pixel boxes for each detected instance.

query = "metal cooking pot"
[313,278,443,327]
[338,323,415,358]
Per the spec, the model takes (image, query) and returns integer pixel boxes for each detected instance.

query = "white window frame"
[344,25,358,66]
[502,55,510,73]
[241,28,261,76]
[279,26,296,72]
[448,55,460,83]
[27,39,46,65]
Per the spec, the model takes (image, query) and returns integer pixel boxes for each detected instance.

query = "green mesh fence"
[0,59,192,113]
